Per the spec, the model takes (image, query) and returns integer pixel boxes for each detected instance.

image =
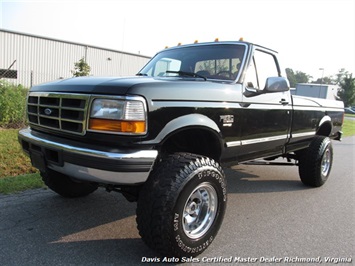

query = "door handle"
[279,99,289,105]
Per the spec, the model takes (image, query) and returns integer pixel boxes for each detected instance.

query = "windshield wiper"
[166,70,207,81]
[136,72,148,76]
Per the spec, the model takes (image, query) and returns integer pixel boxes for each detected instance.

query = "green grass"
[0,128,44,194]
[0,128,37,177]
[343,116,355,137]
[0,117,354,195]
[0,173,46,194]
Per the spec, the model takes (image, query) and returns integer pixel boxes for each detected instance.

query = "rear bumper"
[18,128,158,185]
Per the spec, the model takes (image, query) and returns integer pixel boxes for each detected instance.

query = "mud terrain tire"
[136,153,227,257]
[298,136,333,187]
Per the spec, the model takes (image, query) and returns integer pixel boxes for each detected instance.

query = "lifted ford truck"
[18,40,344,257]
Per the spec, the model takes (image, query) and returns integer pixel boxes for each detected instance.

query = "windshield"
[138,44,247,81]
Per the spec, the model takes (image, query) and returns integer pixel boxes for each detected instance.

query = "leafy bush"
[0,80,28,128]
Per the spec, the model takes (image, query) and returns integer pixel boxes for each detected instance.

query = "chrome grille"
[27,92,90,135]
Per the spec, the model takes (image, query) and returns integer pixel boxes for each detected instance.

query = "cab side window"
[253,50,279,89]
[245,57,258,89]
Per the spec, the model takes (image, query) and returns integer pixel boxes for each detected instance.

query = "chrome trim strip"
[241,135,288,145]
[291,132,315,138]
[226,141,241,147]
[227,132,316,148]
[226,134,288,147]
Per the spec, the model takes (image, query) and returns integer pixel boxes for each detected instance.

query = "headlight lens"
[88,98,146,134]
[90,99,125,119]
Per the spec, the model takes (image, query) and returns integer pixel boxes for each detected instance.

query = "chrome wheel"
[137,153,227,257]
[182,182,218,239]
[321,148,331,176]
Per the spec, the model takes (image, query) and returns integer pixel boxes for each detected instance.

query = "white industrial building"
[0,29,151,88]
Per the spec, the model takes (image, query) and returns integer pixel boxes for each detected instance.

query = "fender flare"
[141,113,221,145]
[317,115,332,135]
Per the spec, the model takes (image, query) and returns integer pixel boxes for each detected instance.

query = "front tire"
[41,169,98,198]
[136,153,227,257]
[298,136,333,187]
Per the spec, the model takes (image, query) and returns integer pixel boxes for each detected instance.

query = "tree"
[312,76,334,85]
[294,71,312,84]
[285,68,297,88]
[334,68,349,85]
[312,69,349,85]
[71,57,91,77]
[337,74,355,107]
[286,68,312,88]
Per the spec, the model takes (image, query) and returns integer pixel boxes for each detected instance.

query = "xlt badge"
[220,115,234,127]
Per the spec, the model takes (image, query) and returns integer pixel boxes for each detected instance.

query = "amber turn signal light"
[89,118,146,134]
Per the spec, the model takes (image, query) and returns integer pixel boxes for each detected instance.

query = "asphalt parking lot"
[0,137,354,265]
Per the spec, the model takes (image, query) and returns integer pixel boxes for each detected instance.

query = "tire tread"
[298,136,333,187]
[136,152,225,257]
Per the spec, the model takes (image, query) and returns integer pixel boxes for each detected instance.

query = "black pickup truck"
[18,40,344,257]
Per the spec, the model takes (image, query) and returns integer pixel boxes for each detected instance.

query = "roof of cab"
[162,40,278,54]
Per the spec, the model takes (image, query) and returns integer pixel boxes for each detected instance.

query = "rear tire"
[41,169,98,198]
[298,136,333,187]
[136,153,227,257]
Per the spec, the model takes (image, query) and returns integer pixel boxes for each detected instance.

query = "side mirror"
[264,77,290,93]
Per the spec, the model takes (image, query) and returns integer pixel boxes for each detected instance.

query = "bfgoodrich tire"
[298,136,333,187]
[41,169,98,198]
[136,153,227,257]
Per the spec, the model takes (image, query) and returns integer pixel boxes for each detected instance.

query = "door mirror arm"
[244,87,263,97]
[244,77,290,97]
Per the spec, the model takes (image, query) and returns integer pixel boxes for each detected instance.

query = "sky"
[1,0,354,80]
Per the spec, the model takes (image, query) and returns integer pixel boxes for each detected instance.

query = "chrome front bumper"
[18,128,158,185]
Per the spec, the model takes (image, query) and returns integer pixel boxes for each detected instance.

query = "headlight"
[88,97,147,134]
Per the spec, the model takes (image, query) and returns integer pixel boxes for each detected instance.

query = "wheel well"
[317,121,332,137]
[159,128,222,161]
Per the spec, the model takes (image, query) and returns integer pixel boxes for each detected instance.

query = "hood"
[30,76,160,95]
[30,76,240,101]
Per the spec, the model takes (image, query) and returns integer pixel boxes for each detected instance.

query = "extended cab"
[18,41,344,257]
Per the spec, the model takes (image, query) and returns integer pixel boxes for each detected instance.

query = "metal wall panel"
[0,29,151,87]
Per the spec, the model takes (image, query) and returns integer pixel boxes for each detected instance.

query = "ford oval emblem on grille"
[44,108,52,115]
